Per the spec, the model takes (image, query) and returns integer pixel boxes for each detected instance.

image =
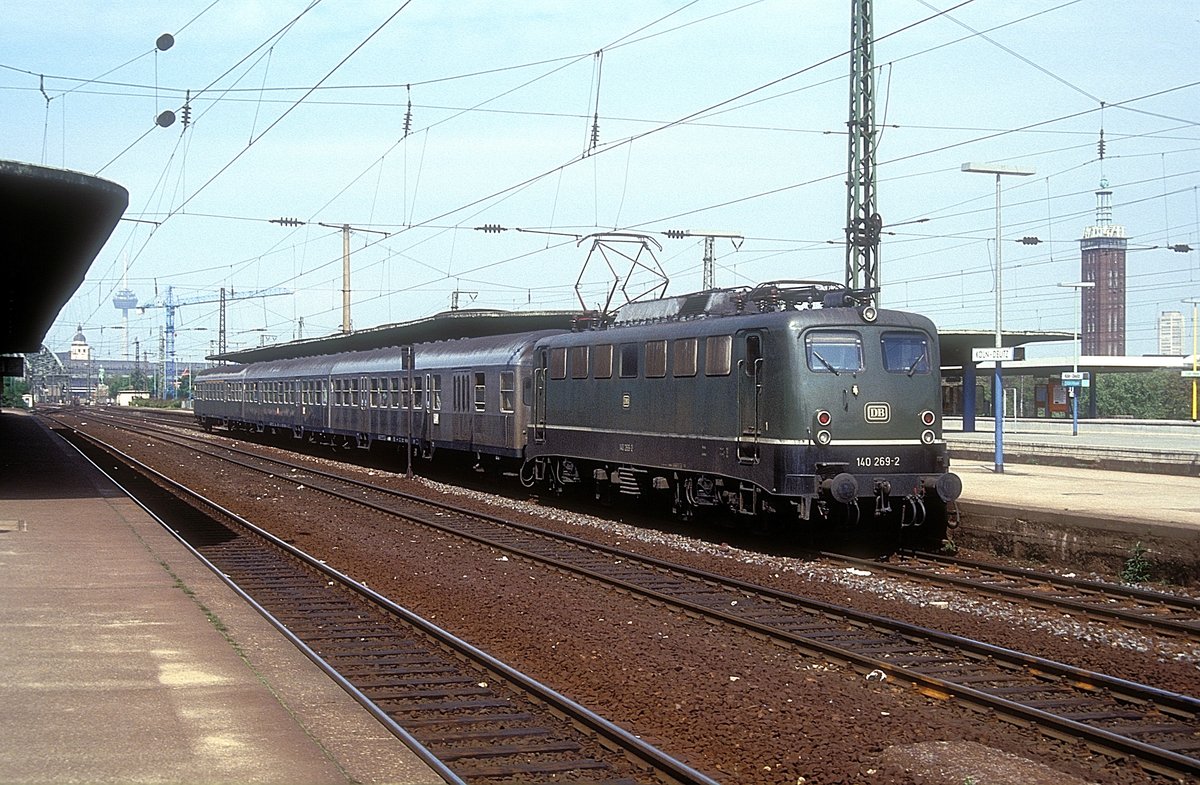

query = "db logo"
[864,402,891,423]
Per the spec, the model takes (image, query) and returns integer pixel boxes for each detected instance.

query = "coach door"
[452,371,471,443]
[532,351,547,443]
[736,331,763,464]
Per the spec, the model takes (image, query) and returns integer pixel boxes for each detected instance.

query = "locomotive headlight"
[815,410,832,427]
[860,304,878,323]
[816,429,832,446]
[921,429,936,445]
[920,410,936,426]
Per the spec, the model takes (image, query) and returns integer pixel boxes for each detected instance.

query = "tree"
[1096,370,1192,420]
[2,378,31,407]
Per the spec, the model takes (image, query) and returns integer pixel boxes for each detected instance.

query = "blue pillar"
[994,362,1004,473]
[963,362,977,433]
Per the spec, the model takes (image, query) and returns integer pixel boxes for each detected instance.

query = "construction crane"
[139,285,289,398]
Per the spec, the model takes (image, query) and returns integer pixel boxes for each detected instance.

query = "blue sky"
[3,0,1198,362]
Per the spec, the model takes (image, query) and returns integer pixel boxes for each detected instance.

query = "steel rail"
[60,423,722,785]
[820,550,1200,638]
[69,411,1200,778]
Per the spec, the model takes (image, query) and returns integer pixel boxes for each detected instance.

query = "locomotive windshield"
[880,331,931,376]
[804,330,864,375]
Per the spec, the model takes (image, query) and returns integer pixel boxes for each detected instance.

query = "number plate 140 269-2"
[856,456,900,468]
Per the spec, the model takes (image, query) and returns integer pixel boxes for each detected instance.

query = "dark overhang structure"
[1,160,128,356]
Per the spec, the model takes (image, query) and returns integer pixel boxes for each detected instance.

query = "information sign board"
[972,347,1014,362]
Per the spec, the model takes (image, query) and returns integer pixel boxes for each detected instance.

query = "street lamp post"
[1059,281,1095,436]
[1186,297,1200,422]
[962,162,1036,473]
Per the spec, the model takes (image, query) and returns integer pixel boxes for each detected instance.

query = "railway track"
[59,423,720,785]
[63,411,1200,780]
[824,550,1200,639]
[86,407,1200,642]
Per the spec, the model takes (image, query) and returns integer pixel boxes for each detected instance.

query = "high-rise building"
[1158,310,1184,355]
[1079,185,1127,355]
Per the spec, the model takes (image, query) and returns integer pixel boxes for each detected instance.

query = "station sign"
[1183,370,1200,379]
[972,347,1014,362]
[1062,371,1090,388]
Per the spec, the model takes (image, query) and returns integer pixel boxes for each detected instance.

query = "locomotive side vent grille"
[616,466,646,496]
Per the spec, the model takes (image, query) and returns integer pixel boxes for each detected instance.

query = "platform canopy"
[937,329,1072,370]
[212,309,582,364]
[0,160,128,354]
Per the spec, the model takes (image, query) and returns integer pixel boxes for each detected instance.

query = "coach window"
[619,343,639,378]
[672,338,697,377]
[390,377,400,408]
[431,375,442,410]
[645,340,667,378]
[593,344,613,379]
[412,375,425,409]
[370,378,381,408]
[549,347,568,380]
[399,377,410,409]
[473,372,487,411]
[880,332,930,375]
[805,330,864,374]
[500,371,515,413]
[704,335,732,376]
[569,346,589,379]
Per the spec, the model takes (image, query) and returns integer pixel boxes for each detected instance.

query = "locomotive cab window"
[805,331,864,374]
[880,332,931,375]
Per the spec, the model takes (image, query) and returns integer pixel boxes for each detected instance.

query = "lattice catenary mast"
[844,0,881,301]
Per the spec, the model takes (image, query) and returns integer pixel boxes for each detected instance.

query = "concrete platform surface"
[945,417,1200,476]
[0,410,443,785]
[954,457,1200,532]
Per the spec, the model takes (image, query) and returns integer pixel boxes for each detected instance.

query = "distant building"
[1158,310,1184,355]
[1079,186,1127,356]
[23,327,207,404]
[68,324,91,362]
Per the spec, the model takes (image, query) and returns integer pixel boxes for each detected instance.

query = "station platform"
[945,417,1200,476]
[0,410,443,785]
[944,418,1200,580]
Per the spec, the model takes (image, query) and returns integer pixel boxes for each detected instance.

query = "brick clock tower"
[1079,183,1127,355]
